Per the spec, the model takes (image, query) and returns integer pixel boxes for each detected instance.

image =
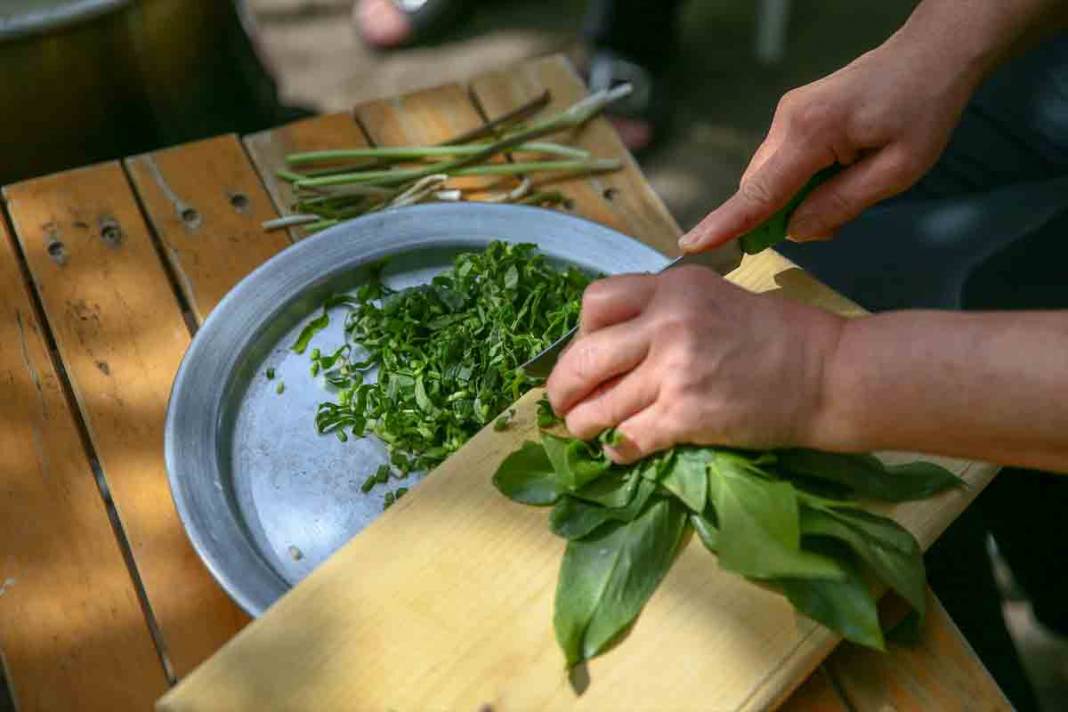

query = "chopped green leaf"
[265,367,275,380]
[291,312,329,354]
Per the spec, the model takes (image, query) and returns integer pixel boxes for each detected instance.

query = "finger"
[679,141,834,253]
[603,403,678,465]
[546,319,649,416]
[579,274,656,336]
[564,365,659,441]
[786,145,921,240]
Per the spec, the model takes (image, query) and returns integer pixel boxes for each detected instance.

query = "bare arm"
[681,0,1068,251]
[814,311,1068,472]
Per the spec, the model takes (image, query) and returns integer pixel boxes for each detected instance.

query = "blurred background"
[2,0,1066,709]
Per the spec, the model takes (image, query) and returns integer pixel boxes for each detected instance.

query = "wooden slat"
[244,112,371,240]
[354,82,515,194]
[0,214,167,709]
[125,135,289,323]
[827,591,1011,710]
[470,54,741,274]
[158,242,996,710]
[2,163,248,678]
[780,667,850,712]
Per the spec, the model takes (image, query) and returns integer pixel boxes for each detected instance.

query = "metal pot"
[1,0,299,184]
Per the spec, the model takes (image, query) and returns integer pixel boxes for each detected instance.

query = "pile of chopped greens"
[493,411,964,668]
[292,241,591,495]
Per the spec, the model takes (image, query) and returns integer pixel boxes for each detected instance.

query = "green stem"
[295,158,621,189]
[287,142,590,165]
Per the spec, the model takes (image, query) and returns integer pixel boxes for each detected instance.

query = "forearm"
[812,311,1068,472]
[893,0,1068,87]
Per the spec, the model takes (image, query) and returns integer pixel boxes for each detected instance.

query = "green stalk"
[293,85,631,190]
[287,142,590,165]
[295,158,621,189]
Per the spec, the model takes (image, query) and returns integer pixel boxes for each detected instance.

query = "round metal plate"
[165,203,669,616]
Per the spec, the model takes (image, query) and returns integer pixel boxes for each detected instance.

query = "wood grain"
[470,54,741,273]
[243,112,370,241]
[158,243,996,711]
[827,592,1011,711]
[0,214,167,710]
[2,163,249,678]
[125,135,289,323]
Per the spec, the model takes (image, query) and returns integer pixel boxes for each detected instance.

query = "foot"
[586,50,667,154]
[354,0,413,49]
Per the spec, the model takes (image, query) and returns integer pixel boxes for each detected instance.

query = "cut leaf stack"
[493,410,963,668]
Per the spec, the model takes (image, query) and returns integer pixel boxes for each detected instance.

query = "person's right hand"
[679,29,984,252]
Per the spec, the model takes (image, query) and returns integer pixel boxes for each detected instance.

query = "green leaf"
[777,559,885,650]
[291,312,330,354]
[799,503,926,616]
[550,478,657,540]
[690,513,719,553]
[777,450,963,502]
[707,454,844,580]
[542,433,611,491]
[656,446,713,512]
[553,498,687,667]
[492,441,563,505]
[571,468,640,508]
[414,375,432,412]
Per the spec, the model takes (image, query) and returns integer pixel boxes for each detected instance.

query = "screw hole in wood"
[181,207,202,229]
[46,240,67,264]
[602,187,619,202]
[99,217,123,247]
[229,192,250,213]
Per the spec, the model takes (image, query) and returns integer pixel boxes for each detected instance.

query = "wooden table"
[0,54,1008,711]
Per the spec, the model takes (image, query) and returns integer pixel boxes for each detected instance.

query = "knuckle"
[738,176,778,210]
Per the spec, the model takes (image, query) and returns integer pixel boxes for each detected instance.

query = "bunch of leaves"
[294,241,592,479]
[493,411,964,668]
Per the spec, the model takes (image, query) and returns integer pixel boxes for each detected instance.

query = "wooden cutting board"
[158,249,996,711]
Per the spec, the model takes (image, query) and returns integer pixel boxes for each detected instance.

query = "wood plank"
[0,214,167,709]
[2,163,249,678]
[158,245,996,711]
[780,667,850,712]
[125,135,290,323]
[354,82,516,194]
[244,113,371,241]
[470,54,741,274]
[827,591,1010,711]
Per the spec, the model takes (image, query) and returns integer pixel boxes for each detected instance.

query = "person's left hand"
[546,265,844,463]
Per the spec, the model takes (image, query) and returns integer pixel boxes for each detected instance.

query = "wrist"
[797,315,869,453]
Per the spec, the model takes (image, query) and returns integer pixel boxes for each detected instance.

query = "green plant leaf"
[656,446,713,511]
[800,503,926,616]
[690,512,719,553]
[492,441,563,505]
[777,558,885,650]
[777,450,963,502]
[571,468,640,508]
[543,433,611,491]
[550,478,657,540]
[708,454,844,580]
[553,498,687,667]
[291,311,330,354]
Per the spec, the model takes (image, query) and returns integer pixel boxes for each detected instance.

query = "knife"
[519,167,839,379]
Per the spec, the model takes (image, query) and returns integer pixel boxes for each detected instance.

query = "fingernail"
[677,233,699,250]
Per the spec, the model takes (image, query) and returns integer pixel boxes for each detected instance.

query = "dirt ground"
[243,1,1067,709]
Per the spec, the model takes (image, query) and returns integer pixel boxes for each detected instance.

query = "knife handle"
[738,164,842,255]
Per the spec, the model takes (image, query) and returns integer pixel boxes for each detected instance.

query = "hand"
[545,266,845,463]
[679,29,982,251]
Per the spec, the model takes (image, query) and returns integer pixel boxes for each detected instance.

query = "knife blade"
[519,251,712,379]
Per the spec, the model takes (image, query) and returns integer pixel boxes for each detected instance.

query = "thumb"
[786,146,920,241]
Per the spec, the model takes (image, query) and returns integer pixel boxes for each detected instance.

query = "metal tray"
[165,203,670,616]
